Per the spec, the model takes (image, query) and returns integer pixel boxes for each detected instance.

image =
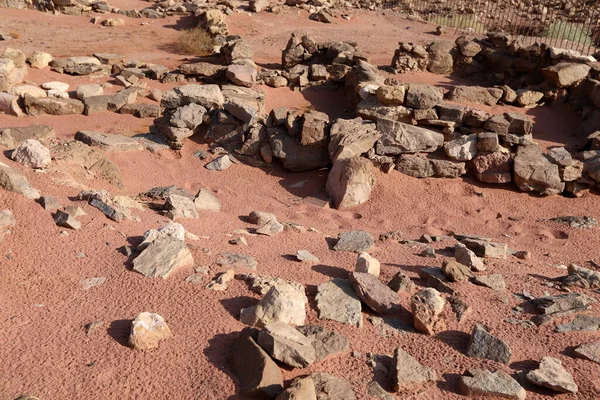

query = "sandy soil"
[0,5,600,400]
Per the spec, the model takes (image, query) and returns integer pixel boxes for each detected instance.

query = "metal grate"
[382,0,600,56]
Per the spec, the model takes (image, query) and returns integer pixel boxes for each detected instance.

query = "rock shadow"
[220,296,258,319]
[438,373,462,395]
[435,330,471,354]
[107,319,132,347]
[311,264,349,279]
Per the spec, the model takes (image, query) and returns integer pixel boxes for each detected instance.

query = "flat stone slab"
[458,368,526,400]
[132,236,194,278]
[75,130,143,152]
[315,278,363,327]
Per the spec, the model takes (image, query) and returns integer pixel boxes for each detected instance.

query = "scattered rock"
[241,283,307,327]
[297,325,349,362]
[11,139,51,169]
[326,156,375,209]
[232,328,284,398]
[441,259,473,282]
[296,249,319,263]
[74,131,143,152]
[455,244,486,271]
[350,272,400,314]
[128,312,172,350]
[473,274,506,291]
[458,369,526,400]
[205,155,232,171]
[526,356,578,393]
[205,269,235,291]
[392,346,437,393]
[0,162,41,199]
[194,189,221,211]
[257,219,284,237]
[315,278,363,327]
[257,322,316,368]
[216,252,257,270]
[467,324,511,364]
[355,252,380,276]
[333,230,374,252]
[573,341,600,364]
[53,210,81,230]
[410,288,446,335]
[556,315,600,332]
[388,272,416,294]
[132,234,194,279]
[311,372,356,400]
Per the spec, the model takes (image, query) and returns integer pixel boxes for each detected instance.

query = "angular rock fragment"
[562,264,600,289]
[128,312,172,350]
[53,209,81,230]
[164,194,199,220]
[455,244,486,271]
[528,357,578,394]
[376,118,444,155]
[441,259,473,282]
[275,376,316,400]
[0,162,41,199]
[514,145,565,195]
[11,139,51,169]
[257,219,284,237]
[467,324,511,364]
[573,341,600,364]
[393,346,437,393]
[296,250,319,263]
[311,372,356,400]
[23,94,84,115]
[241,283,307,327]
[532,293,596,314]
[556,315,600,332]
[333,230,374,252]
[461,238,507,259]
[296,325,349,362]
[257,322,316,368]
[326,156,375,209]
[355,252,380,276]
[216,252,257,270]
[388,272,416,294]
[315,278,362,327]
[74,131,143,152]
[458,369,526,400]
[472,274,506,291]
[410,288,446,335]
[232,328,284,398]
[132,236,194,279]
[205,155,232,171]
[350,272,400,314]
[194,189,221,211]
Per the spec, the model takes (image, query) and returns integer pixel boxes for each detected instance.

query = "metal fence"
[382,0,600,55]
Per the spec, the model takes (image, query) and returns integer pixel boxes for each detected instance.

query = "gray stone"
[164,194,199,220]
[169,103,206,130]
[455,244,486,272]
[74,131,143,152]
[443,134,477,161]
[311,373,356,400]
[376,118,444,155]
[216,252,257,270]
[0,125,55,149]
[240,283,307,327]
[23,94,84,116]
[573,341,600,364]
[54,210,81,230]
[333,230,374,252]
[296,325,349,362]
[11,139,51,169]
[161,84,224,110]
[257,322,316,368]
[514,145,565,195]
[458,369,526,400]
[461,238,508,259]
[532,293,596,314]
[205,155,232,171]
[411,288,446,335]
[315,278,362,327]
[526,356,578,393]
[542,62,590,87]
[275,376,316,400]
[296,250,319,263]
[562,264,600,289]
[405,84,443,109]
[226,64,257,87]
[132,236,194,278]
[556,315,600,332]
[194,189,221,211]
[0,162,41,199]
[472,274,506,291]
[467,324,511,364]
[393,346,437,393]
[447,86,503,106]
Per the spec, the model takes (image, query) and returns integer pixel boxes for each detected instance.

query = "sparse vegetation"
[176,27,214,56]
[9,31,21,39]
[427,15,486,33]
[543,21,593,47]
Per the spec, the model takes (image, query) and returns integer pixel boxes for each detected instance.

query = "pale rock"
[411,288,446,335]
[132,236,194,278]
[42,81,69,92]
[296,250,319,263]
[355,252,380,276]
[28,51,53,69]
[458,369,526,400]
[393,346,437,393]
[455,244,486,271]
[256,219,284,237]
[326,156,375,209]
[257,321,316,368]
[443,134,477,161]
[75,84,103,100]
[194,189,221,211]
[240,283,307,327]
[128,312,172,350]
[74,130,143,152]
[12,85,46,98]
[249,211,277,225]
[526,356,578,393]
[205,155,232,171]
[11,139,51,169]
[315,278,362,327]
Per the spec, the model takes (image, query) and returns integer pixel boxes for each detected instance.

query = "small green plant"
[428,15,486,33]
[543,21,593,47]
[176,27,214,56]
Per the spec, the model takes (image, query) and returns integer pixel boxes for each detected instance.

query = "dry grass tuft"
[176,27,214,56]
[8,31,21,39]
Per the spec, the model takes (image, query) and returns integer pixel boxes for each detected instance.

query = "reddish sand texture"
[0,5,600,400]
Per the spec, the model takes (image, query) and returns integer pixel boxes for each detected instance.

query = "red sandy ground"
[0,5,599,400]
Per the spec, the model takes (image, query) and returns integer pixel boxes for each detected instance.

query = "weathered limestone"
[393,346,437,393]
[526,357,578,394]
[410,288,446,335]
[241,283,307,327]
[74,131,143,152]
[257,322,316,368]
[128,312,172,350]
[315,278,362,327]
[326,156,375,209]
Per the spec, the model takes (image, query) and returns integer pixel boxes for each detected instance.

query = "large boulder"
[447,86,503,106]
[328,118,380,162]
[376,118,444,155]
[326,156,375,209]
[542,62,590,87]
[513,145,565,195]
[241,283,307,327]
